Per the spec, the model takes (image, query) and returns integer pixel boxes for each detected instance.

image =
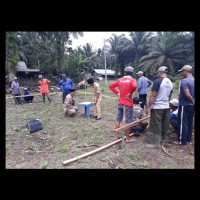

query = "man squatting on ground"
[63,89,77,117]
[145,66,173,148]
[38,75,51,104]
[109,66,137,143]
[87,78,102,120]
[58,74,74,104]
[136,71,152,109]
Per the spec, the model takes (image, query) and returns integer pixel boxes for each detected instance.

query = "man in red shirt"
[109,66,137,142]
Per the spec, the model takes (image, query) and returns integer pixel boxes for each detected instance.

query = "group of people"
[108,64,195,147]
[11,64,195,148]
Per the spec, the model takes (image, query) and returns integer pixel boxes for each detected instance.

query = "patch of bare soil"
[5,91,194,169]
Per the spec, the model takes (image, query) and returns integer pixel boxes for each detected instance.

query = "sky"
[69,32,131,50]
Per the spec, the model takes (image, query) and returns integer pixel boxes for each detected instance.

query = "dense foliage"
[6,31,194,82]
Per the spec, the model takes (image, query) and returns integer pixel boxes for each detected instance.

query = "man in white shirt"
[145,66,173,148]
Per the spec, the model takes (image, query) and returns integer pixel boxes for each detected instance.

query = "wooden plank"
[116,115,150,133]
[62,133,134,166]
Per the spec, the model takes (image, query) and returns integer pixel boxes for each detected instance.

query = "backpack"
[27,119,43,133]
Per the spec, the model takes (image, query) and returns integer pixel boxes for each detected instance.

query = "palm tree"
[138,32,192,75]
[106,33,130,76]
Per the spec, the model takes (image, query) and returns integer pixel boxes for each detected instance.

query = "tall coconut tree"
[138,32,192,75]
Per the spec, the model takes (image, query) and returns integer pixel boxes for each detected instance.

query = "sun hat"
[124,66,134,73]
[178,65,192,72]
[136,71,143,75]
[170,99,179,107]
[155,66,168,73]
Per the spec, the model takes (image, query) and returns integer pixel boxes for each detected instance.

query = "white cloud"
[69,31,131,50]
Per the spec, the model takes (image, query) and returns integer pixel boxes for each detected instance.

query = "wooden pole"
[63,133,134,166]
[116,115,150,133]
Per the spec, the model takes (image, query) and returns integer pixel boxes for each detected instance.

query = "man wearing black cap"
[145,66,173,148]
[63,89,77,117]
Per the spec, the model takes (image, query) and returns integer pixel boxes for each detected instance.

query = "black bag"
[27,119,43,133]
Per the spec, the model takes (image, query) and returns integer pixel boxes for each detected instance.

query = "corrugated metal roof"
[93,69,115,76]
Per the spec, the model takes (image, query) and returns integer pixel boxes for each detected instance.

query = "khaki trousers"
[64,106,77,117]
[94,95,102,117]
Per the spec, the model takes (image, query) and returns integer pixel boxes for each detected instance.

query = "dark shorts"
[117,104,133,124]
[170,117,177,129]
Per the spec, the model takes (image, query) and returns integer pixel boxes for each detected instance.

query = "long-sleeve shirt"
[109,76,137,106]
[38,79,50,93]
[137,76,152,94]
[58,79,74,93]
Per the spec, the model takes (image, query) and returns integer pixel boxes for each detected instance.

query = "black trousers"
[139,94,147,109]
[63,92,69,104]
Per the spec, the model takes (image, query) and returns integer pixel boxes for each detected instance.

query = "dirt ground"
[5,89,195,169]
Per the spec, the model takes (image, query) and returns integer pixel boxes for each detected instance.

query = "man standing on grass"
[174,65,195,146]
[87,78,102,120]
[136,71,152,110]
[58,74,74,104]
[109,66,137,143]
[145,66,173,148]
[63,89,77,117]
[38,75,51,104]
[11,77,21,105]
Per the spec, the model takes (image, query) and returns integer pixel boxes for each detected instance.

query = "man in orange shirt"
[38,75,51,104]
[109,66,137,143]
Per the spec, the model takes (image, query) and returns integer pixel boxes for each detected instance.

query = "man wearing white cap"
[145,66,173,148]
[136,71,152,109]
[11,77,21,105]
[174,65,195,146]
[109,66,137,143]
[169,99,179,135]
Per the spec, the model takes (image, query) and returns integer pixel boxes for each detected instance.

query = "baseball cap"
[62,74,67,78]
[24,88,28,90]
[170,99,179,107]
[155,66,168,73]
[125,66,134,73]
[38,75,42,78]
[14,77,17,80]
[178,65,192,72]
[136,71,143,75]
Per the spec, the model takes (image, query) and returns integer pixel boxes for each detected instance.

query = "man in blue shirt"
[136,71,152,109]
[174,65,195,146]
[58,74,74,103]
[23,88,34,103]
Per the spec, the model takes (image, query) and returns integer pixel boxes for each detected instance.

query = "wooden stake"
[116,115,150,133]
[62,133,134,166]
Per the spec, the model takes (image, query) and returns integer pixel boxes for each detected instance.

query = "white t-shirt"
[151,77,173,109]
